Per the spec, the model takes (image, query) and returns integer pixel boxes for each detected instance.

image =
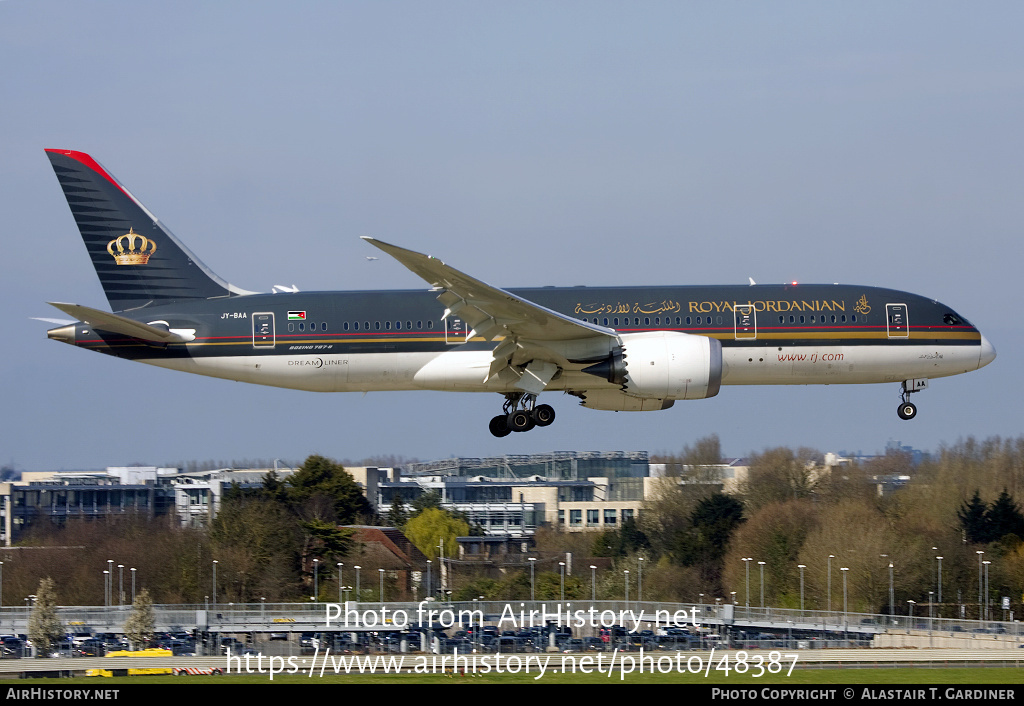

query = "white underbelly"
[722,344,981,385]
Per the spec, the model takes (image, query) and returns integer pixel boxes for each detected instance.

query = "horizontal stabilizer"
[48,302,195,343]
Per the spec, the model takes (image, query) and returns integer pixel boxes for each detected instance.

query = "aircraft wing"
[362,238,617,390]
[362,238,615,343]
[48,302,196,344]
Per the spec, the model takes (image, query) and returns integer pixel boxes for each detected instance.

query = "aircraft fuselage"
[51,283,992,394]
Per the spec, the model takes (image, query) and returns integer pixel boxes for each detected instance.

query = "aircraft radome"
[42,149,996,436]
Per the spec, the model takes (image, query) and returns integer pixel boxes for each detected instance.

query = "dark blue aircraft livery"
[43,149,996,436]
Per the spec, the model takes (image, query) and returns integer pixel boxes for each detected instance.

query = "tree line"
[5,436,1024,618]
[579,435,1024,618]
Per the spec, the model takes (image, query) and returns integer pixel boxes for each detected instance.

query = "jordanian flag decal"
[288,311,307,320]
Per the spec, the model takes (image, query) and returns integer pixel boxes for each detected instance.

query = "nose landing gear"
[897,378,928,420]
[489,393,556,437]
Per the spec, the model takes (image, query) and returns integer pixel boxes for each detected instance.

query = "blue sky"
[2,1,1021,470]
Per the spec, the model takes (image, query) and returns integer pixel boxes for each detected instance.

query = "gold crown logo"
[107,228,157,265]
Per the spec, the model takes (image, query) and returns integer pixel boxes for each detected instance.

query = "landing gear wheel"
[897,402,917,420]
[508,410,535,432]
[489,415,512,437]
[490,392,556,435]
[532,404,556,427]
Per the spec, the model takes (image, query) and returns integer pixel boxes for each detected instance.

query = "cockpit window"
[943,313,962,326]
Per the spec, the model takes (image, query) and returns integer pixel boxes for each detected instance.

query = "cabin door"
[253,312,276,348]
[886,304,909,338]
[734,304,757,339]
[445,316,468,344]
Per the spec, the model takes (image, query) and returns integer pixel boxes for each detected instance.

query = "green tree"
[287,455,373,524]
[261,470,290,503]
[986,490,1024,543]
[410,489,443,515]
[533,570,585,600]
[123,588,156,650]
[676,493,745,566]
[403,507,469,560]
[27,578,64,657]
[591,518,649,558]
[958,490,991,544]
[453,578,502,601]
[387,494,410,528]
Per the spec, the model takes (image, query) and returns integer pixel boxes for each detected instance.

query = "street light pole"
[888,562,894,624]
[841,567,849,635]
[590,565,597,602]
[758,561,766,608]
[337,563,343,604]
[978,557,987,618]
[742,558,752,608]
[212,560,218,606]
[624,570,629,604]
[528,557,536,602]
[559,562,565,602]
[355,566,361,603]
[936,555,943,611]
[827,555,835,615]
[798,564,806,613]
[313,558,319,602]
[976,550,984,620]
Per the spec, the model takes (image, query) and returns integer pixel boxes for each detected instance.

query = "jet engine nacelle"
[581,331,722,407]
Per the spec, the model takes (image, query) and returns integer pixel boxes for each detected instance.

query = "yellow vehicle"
[85,648,175,677]
[86,667,173,677]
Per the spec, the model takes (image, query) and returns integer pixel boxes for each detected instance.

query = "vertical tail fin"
[46,149,253,311]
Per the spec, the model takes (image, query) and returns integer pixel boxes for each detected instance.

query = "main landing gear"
[897,378,928,420]
[489,393,556,437]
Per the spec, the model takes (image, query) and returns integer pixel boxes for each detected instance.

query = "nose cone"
[978,334,996,369]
